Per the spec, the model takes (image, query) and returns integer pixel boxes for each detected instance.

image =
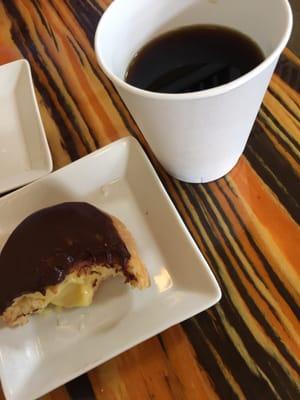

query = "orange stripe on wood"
[0,385,5,400]
[209,196,300,370]
[40,386,70,400]
[119,336,182,400]
[97,0,111,8]
[19,0,98,152]
[217,179,300,335]
[197,182,300,370]
[0,1,72,167]
[0,2,21,64]
[43,0,137,144]
[39,1,119,145]
[0,44,20,65]
[161,325,219,400]
[89,336,180,400]
[89,357,134,400]
[57,0,143,141]
[16,0,88,157]
[257,120,299,174]
[88,329,217,400]
[271,75,300,108]
[60,35,121,143]
[284,48,300,67]
[192,317,247,400]
[263,91,300,138]
[230,157,300,277]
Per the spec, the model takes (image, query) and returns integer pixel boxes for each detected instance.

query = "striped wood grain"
[0,1,299,399]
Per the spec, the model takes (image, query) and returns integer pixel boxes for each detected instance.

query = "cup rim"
[94,0,293,100]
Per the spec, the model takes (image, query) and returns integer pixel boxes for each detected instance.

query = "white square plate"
[0,60,52,194]
[0,137,221,400]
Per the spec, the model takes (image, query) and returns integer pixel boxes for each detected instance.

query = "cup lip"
[95,0,293,100]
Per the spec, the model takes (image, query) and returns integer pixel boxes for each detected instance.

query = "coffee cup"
[95,0,292,183]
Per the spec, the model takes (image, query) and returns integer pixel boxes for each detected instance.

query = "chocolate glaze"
[0,202,131,314]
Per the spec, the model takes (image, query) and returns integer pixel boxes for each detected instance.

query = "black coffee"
[125,25,264,94]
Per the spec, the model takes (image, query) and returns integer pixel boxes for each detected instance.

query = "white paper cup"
[95,0,292,183]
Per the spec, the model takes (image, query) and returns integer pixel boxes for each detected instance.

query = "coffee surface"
[125,25,265,93]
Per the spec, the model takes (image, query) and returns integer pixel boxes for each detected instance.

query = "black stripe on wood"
[66,0,103,45]
[184,282,300,399]
[203,185,286,328]
[175,182,229,295]
[73,36,143,141]
[171,182,300,398]
[260,104,300,156]
[30,19,100,151]
[65,373,96,400]
[32,20,101,150]
[2,0,80,160]
[245,123,300,224]
[49,0,143,143]
[67,35,84,66]
[32,0,59,51]
[258,111,300,168]
[276,55,300,93]
[268,86,300,123]
[195,182,299,371]
[185,303,299,400]
[187,309,271,400]
[219,179,300,317]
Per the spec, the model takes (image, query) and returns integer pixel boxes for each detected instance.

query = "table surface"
[0,1,299,399]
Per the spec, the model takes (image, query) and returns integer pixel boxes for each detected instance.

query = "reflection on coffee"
[125,25,265,94]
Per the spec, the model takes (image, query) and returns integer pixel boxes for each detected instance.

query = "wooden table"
[0,1,299,399]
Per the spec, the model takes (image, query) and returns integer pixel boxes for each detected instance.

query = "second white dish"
[0,59,52,194]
